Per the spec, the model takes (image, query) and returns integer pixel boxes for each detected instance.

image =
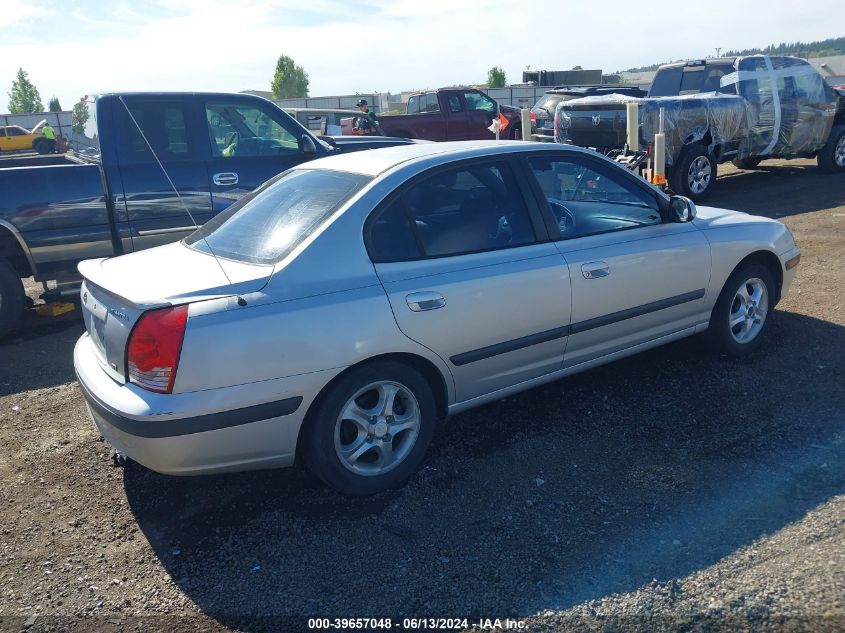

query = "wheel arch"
[295,351,450,460]
[0,221,36,278]
[728,250,784,305]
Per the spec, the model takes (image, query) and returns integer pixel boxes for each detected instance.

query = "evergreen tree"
[7,68,44,114]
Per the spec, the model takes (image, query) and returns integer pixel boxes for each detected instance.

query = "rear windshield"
[185,169,370,265]
[649,63,735,97]
[533,94,565,115]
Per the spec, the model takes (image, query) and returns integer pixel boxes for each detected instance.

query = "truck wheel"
[671,145,717,201]
[33,139,50,154]
[817,125,845,174]
[0,259,25,339]
[732,157,762,170]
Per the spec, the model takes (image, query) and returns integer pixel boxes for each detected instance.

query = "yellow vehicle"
[0,120,51,153]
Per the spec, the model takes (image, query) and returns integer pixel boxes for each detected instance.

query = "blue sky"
[2,0,842,112]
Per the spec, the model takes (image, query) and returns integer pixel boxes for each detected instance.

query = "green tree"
[72,101,89,134]
[487,66,506,88]
[48,96,62,112]
[7,68,44,114]
[271,55,310,99]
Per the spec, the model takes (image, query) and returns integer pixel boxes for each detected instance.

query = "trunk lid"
[78,241,271,382]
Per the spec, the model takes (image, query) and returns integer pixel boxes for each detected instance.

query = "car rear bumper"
[74,333,325,475]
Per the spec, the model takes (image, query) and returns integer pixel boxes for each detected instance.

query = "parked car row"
[553,56,845,199]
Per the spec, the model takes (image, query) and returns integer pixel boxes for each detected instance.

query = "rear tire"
[0,259,25,339]
[708,262,776,357]
[670,144,717,201]
[732,157,763,170]
[817,125,845,174]
[302,361,436,495]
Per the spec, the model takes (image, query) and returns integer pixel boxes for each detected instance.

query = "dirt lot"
[1,159,843,632]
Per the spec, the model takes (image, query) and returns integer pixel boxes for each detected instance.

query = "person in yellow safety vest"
[42,122,57,153]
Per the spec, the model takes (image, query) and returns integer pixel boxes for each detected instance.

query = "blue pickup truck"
[0,92,414,336]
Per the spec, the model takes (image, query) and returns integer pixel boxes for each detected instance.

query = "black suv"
[531,84,647,141]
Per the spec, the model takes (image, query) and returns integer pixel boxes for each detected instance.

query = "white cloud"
[0,0,841,112]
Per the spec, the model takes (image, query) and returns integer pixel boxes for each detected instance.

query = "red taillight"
[530,111,536,125]
[127,305,188,394]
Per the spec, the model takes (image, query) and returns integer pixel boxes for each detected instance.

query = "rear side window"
[422,93,440,113]
[369,162,536,262]
[649,68,682,97]
[121,102,191,160]
[186,170,370,265]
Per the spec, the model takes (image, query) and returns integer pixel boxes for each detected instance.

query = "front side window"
[528,156,661,239]
[463,91,497,113]
[369,162,536,261]
[186,169,370,265]
[205,102,299,158]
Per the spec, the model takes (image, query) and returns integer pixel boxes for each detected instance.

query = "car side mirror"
[670,195,697,222]
[299,134,317,156]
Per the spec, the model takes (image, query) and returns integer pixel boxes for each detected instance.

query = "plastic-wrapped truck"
[555,56,845,200]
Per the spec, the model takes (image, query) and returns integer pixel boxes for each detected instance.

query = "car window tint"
[205,103,299,158]
[368,198,423,262]
[649,67,682,97]
[448,95,462,113]
[7,127,26,136]
[463,92,497,113]
[186,169,370,265]
[122,102,191,160]
[373,162,535,260]
[422,93,440,113]
[528,156,661,239]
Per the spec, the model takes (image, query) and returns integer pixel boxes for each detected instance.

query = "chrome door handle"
[582,261,610,279]
[406,291,446,312]
[213,172,239,186]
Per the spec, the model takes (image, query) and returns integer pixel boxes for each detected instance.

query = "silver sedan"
[74,141,801,494]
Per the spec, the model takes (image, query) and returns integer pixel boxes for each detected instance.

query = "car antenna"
[117,97,244,304]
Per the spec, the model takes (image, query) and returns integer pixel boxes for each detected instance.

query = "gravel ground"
[0,159,843,632]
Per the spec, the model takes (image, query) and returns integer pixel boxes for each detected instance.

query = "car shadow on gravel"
[122,310,845,625]
[712,164,845,217]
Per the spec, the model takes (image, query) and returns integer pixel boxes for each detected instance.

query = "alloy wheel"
[729,277,769,344]
[334,381,421,476]
[835,134,845,168]
[687,156,712,194]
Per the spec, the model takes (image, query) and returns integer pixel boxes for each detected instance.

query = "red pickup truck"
[378,87,523,141]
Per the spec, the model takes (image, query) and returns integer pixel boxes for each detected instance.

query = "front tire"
[708,263,776,357]
[670,144,717,201]
[0,259,25,339]
[302,361,436,495]
[817,125,845,174]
